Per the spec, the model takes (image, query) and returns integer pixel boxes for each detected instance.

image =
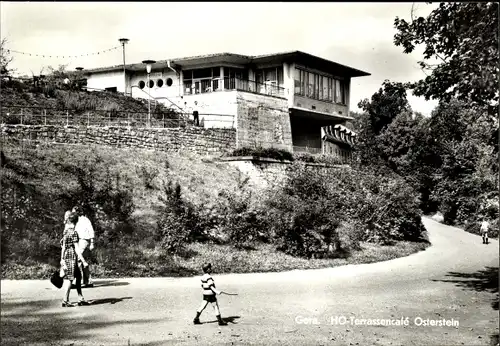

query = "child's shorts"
[203,294,217,303]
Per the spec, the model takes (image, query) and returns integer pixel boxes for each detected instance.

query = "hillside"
[1,139,430,280]
[0,80,185,126]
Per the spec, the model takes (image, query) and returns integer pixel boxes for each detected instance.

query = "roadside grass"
[1,241,430,280]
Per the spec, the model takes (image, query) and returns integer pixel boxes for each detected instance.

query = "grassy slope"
[1,143,429,280]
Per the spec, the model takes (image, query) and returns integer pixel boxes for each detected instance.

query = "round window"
[149,80,154,88]
[166,78,173,87]
[157,79,164,87]
[138,81,145,89]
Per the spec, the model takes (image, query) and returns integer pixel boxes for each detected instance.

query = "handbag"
[50,267,65,289]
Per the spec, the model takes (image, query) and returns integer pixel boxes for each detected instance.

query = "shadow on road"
[202,315,241,325]
[0,298,158,346]
[90,297,133,305]
[432,266,499,346]
[432,266,498,310]
[91,279,130,288]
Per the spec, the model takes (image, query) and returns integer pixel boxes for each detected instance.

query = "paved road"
[1,217,498,346]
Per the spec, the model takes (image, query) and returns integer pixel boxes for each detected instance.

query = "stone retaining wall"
[220,156,349,188]
[1,125,237,155]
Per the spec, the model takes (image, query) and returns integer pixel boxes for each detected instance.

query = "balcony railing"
[183,77,286,98]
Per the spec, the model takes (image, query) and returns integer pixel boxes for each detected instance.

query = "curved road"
[1,217,498,346]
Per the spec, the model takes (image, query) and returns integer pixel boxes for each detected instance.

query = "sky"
[1,2,440,115]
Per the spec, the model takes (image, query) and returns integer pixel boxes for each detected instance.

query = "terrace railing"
[0,105,236,129]
[183,77,287,98]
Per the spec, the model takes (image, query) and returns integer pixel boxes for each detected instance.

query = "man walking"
[480,219,489,245]
[74,206,95,287]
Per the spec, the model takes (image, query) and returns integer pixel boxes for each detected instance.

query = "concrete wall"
[170,91,238,129]
[293,95,348,117]
[86,71,125,93]
[1,124,236,156]
[235,91,292,151]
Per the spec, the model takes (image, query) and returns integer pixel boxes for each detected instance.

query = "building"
[83,51,370,157]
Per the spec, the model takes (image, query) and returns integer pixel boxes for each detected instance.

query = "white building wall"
[173,91,238,129]
[129,69,182,108]
[86,71,125,92]
[282,62,295,108]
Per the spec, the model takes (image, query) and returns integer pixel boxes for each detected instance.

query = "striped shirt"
[201,273,220,296]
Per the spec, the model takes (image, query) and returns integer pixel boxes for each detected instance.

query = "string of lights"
[4,46,121,59]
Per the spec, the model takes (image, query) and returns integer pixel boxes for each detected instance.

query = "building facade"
[83,51,369,156]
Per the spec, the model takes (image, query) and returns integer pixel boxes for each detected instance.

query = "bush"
[136,164,159,189]
[265,163,344,258]
[215,190,267,249]
[1,161,62,264]
[59,153,136,247]
[231,146,294,162]
[156,180,205,254]
[263,162,426,258]
[293,152,345,165]
[465,219,499,238]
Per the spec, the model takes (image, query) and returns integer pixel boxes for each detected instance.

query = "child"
[193,263,227,326]
[480,219,489,244]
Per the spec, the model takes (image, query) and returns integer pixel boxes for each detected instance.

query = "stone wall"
[236,92,292,151]
[1,124,236,155]
[220,156,347,189]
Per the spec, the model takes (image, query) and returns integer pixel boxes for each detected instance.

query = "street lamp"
[142,59,156,127]
[118,38,129,95]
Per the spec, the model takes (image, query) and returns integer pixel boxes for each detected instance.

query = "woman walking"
[60,212,90,307]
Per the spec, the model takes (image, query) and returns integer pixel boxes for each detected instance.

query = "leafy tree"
[0,37,14,76]
[356,80,411,165]
[394,2,499,113]
[358,80,411,136]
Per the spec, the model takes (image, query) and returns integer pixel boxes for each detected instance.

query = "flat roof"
[83,50,370,77]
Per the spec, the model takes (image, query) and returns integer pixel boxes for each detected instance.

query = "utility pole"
[118,38,129,95]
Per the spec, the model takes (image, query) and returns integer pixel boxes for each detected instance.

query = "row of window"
[325,144,352,160]
[138,78,174,89]
[294,68,346,104]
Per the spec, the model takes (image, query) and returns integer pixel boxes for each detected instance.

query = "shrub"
[1,164,62,264]
[265,163,344,258]
[156,180,205,253]
[293,152,316,163]
[136,164,159,189]
[230,146,294,162]
[263,162,426,258]
[2,111,21,124]
[465,219,499,238]
[293,152,345,165]
[215,190,267,249]
[355,171,426,244]
[59,153,136,247]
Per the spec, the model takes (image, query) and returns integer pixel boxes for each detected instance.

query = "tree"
[358,80,411,136]
[0,37,14,76]
[394,2,499,113]
[356,80,411,165]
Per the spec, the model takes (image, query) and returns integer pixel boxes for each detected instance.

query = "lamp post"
[75,67,84,90]
[118,38,129,95]
[142,59,156,127]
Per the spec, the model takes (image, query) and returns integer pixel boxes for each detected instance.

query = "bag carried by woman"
[50,267,65,289]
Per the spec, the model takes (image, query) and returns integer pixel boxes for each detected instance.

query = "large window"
[184,67,221,94]
[256,67,284,87]
[294,67,347,104]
